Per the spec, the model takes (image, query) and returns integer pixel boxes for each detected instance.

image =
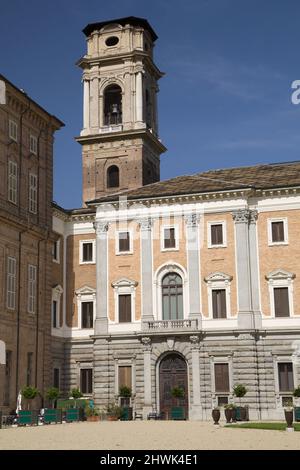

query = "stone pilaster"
[189,335,202,420]
[139,218,154,323]
[83,79,90,131]
[94,220,109,335]
[136,71,143,124]
[184,214,201,329]
[141,336,152,419]
[249,210,262,329]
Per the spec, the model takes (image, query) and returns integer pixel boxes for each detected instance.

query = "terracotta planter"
[212,409,220,425]
[285,410,293,428]
[87,415,100,422]
[224,408,233,423]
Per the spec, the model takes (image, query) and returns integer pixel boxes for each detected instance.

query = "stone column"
[249,210,262,329]
[90,76,99,130]
[185,214,201,329]
[94,220,109,335]
[141,337,152,419]
[83,79,90,130]
[136,71,143,123]
[189,335,202,420]
[123,71,131,128]
[139,218,154,324]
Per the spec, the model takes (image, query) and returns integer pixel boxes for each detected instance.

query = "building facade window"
[52,300,58,328]
[81,301,94,329]
[162,272,183,320]
[28,264,37,314]
[161,226,178,251]
[80,368,93,394]
[268,218,288,245]
[29,173,38,214]
[6,256,16,310]
[278,362,294,392]
[107,165,120,188]
[4,350,12,406]
[118,294,132,323]
[205,272,232,319]
[8,160,18,204]
[266,269,295,318]
[116,230,132,254]
[212,289,227,319]
[52,285,63,330]
[104,84,122,126]
[208,221,226,248]
[52,239,60,263]
[9,119,17,141]
[118,365,132,389]
[53,368,60,389]
[27,352,33,386]
[80,240,95,264]
[29,134,37,155]
[214,363,230,393]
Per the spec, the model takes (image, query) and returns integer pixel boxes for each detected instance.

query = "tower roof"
[82,16,158,41]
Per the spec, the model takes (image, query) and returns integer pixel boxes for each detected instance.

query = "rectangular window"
[52,300,58,328]
[27,352,33,386]
[29,173,38,214]
[163,227,176,249]
[81,242,93,263]
[211,224,223,246]
[214,363,230,393]
[118,365,132,389]
[217,396,228,407]
[278,363,294,392]
[118,231,130,253]
[118,294,132,323]
[6,256,16,310]
[212,289,227,319]
[4,350,12,406]
[53,368,60,389]
[8,160,18,204]
[271,221,285,243]
[28,264,37,314]
[9,119,17,141]
[30,134,37,155]
[274,287,290,317]
[81,301,93,329]
[52,240,60,263]
[80,368,93,394]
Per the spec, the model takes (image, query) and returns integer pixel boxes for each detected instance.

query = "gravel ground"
[0,421,300,450]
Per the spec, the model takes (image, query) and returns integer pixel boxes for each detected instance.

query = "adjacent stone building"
[1,17,300,420]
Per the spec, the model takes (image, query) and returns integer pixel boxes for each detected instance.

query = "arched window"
[162,272,183,320]
[107,165,119,188]
[104,84,122,126]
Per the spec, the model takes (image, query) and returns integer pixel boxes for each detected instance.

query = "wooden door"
[159,353,188,419]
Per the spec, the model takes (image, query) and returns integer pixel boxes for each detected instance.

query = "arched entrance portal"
[159,353,188,420]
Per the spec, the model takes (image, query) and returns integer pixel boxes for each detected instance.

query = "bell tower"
[76,16,167,205]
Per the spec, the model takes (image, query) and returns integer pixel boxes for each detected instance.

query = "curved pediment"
[266,269,295,281]
[111,278,138,288]
[204,272,233,283]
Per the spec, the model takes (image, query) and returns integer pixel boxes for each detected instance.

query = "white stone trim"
[266,269,295,318]
[267,217,288,246]
[272,355,296,409]
[9,119,17,142]
[52,239,60,264]
[79,239,96,264]
[160,224,179,252]
[210,355,233,407]
[205,272,232,319]
[114,358,136,397]
[51,284,63,331]
[112,278,138,324]
[75,285,96,330]
[153,262,189,321]
[207,220,227,248]
[115,228,133,255]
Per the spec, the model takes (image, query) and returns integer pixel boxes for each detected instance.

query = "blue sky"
[1,0,300,208]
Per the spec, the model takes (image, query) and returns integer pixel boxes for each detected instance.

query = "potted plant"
[45,387,60,409]
[233,384,248,421]
[284,406,294,428]
[70,387,83,401]
[293,386,300,422]
[65,388,84,422]
[106,402,122,421]
[170,386,185,420]
[21,386,39,410]
[119,386,132,407]
[85,405,100,422]
[212,407,220,425]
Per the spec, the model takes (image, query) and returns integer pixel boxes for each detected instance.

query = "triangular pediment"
[111,277,138,288]
[75,285,96,295]
[204,272,233,283]
[266,269,295,280]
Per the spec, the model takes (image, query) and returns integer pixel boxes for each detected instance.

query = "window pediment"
[52,284,63,295]
[266,269,295,281]
[204,272,233,283]
[75,285,96,296]
[112,278,138,289]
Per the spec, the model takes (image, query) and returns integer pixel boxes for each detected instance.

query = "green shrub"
[171,387,185,399]
[233,384,248,398]
[119,386,132,397]
[293,386,300,398]
[21,386,39,400]
[71,388,83,399]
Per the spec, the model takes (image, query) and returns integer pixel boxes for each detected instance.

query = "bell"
[111,104,118,114]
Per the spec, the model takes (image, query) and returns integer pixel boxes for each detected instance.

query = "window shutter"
[212,289,227,318]
[274,287,289,317]
[278,363,294,392]
[82,301,93,328]
[272,221,284,242]
[214,363,229,392]
[119,366,132,389]
[83,242,93,262]
[119,294,131,322]
[164,228,176,249]
[211,224,223,245]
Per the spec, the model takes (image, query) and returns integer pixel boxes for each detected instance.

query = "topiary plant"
[171,387,185,401]
[293,386,300,398]
[21,386,40,409]
[45,387,60,408]
[233,384,247,406]
[71,388,83,399]
[119,386,132,398]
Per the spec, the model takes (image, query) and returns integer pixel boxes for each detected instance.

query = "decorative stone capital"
[190,335,200,349]
[232,209,250,224]
[93,220,109,235]
[249,210,258,224]
[138,218,152,231]
[141,336,152,351]
[184,213,200,228]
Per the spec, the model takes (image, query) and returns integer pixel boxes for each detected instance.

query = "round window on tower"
[105,36,119,47]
